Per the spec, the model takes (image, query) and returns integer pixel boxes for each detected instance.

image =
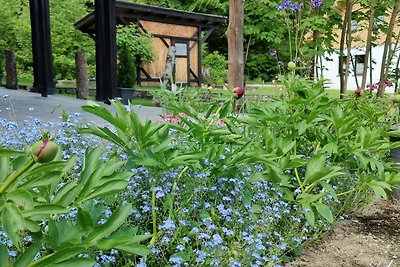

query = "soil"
[286,199,400,267]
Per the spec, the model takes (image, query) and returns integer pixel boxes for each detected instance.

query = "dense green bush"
[116,24,155,88]
[202,51,227,86]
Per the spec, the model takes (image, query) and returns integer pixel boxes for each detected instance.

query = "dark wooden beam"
[198,27,202,86]
[95,0,117,102]
[29,0,55,97]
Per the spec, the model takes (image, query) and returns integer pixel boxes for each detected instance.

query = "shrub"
[202,51,227,86]
[116,24,155,88]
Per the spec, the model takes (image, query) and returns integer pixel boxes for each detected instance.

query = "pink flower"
[216,119,225,127]
[171,118,181,124]
[164,114,174,119]
[384,78,393,87]
[179,112,188,118]
[368,83,378,92]
[157,118,164,124]
[233,87,245,99]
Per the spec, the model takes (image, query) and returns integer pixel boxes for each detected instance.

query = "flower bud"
[31,140,58,163]
[233,87,244,99]
[288,61,296,70]
[355,87,362,97]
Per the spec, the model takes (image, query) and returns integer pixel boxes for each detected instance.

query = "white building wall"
[320,44,398,93]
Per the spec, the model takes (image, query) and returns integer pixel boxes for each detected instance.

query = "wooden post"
[227,0,244,89]
[29,0,55,96]
[75,52,89,99]
[95,0,117,102]
[5,50,18,90]
[162,46,176,90]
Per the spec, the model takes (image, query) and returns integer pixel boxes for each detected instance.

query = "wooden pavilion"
[75,1,226,88]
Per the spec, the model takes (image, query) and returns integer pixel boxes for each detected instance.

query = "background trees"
[0,0,398,90]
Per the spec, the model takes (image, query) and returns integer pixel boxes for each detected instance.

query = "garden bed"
[287,198,400,267]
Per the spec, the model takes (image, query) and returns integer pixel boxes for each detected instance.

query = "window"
[373,15,385,30]
[339,55,365,76]
[175,42,187,57]
[339,56,348,75]
[351,20,358,32]
[354,55,365,75]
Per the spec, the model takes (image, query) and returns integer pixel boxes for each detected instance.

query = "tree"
[227,0,244,89]
[377,0,400,96]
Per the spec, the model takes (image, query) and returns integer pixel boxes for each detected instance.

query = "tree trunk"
[395,52,400,93]
[339,0,351,98]
[5,50,18,90]
[227,0,244,89]
[344,1,353,95]
[377,0,400,97]
[75,52,89,100]
[361,5,375,91]
[162,46,176,91]
[350,53,359,88]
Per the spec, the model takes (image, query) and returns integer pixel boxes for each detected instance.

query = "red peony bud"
[31,140,58,163]
[355,87,362,97]
[233,87,245,99]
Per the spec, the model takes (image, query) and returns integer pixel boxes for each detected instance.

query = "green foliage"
[79,74,400,265]
[0,144,150,265]
[116,24,155,88]
[202,51,227,85]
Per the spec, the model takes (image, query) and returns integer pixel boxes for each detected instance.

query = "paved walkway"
[0,87,163,125]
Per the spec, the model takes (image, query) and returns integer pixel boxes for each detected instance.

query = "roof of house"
[75,1,227,34]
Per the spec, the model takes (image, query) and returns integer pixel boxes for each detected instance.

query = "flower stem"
[150,181,157,245]
[337,188,357,196]
[168,166,189,219]
[0,158,35,194]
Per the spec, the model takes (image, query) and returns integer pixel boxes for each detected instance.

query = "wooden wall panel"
[141,38,170,80]
[175,58,187,84]
[189,41,198,79]
[141,20,197,39]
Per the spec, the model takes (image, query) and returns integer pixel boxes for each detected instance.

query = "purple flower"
[277,0,290,11]
[309,0,323,8]
[278,0,303,12]
[269,50,277,57]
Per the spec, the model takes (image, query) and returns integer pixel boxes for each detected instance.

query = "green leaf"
[81,105,127,130]
[297,120,309,135]
[23,204,69,219]
[29,247,86,267]
[242,187,252,207]
[82,179,128,201]
[15,241,43,267]
[314,203,334,224]
[320,182,338,202]
[302,205,315,226]
[48,258,96,267]
[304,154,326,184]
[199,210,210,221]
[7,190,34,210]
[170,251,190,262]
[0,244,10,267]
[1,203,24,248]
[320,143,338,155]
[76,207,94,232]
[52,181,78,204]
[87,203,132,243]
[0,149,26,157]
[114,243,152,257]
[251,204,262,214]
[97,234,151,250]
[0,157,10,182]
